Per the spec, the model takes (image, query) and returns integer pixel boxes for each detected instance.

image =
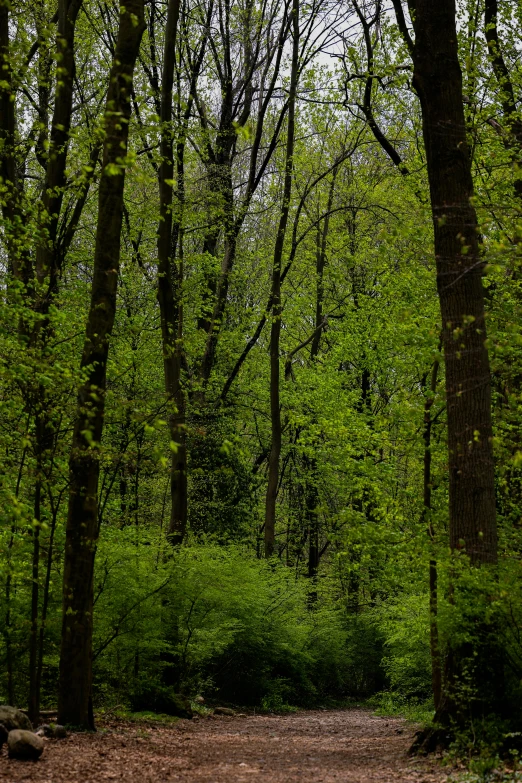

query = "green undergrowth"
[259,696,299,714]
[368,691,434,725]
[92,543,386,712]
[96,707,181,725]
[453,770,522,783]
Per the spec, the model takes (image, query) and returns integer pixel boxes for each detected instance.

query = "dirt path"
[0,709,452,783]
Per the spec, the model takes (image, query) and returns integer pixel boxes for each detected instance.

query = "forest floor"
[0,708,455,783]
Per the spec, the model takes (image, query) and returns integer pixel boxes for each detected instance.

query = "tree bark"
[422,357,442,712]
[36,493,60,724]
[30,0,83,724]
[28,429,43,725]
[264,0,299,558]
[58,0,145,729]
[0,0,32,285]
[156,0,187,545]
[305,172,336,584]
[407,0,497,565]
[392,0,499,746]
[35,0,83,302]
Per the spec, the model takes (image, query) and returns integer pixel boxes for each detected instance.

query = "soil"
[0,708,453,783]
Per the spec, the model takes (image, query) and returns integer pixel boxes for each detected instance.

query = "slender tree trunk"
[3,448,26,707]
[0,0,32,284]
[155,2,211,544]
[28,440,42,724]
[422,357,442,711]
[306,237,325,583]
[306,458,319,579]
[36,496,59,719]
[156,0,187,545]
[5,553,16,706]
[196,3,291,390]
[306,172,336,583]
[264,0,299,558]
[58,0,145,728]
[483,0,522,198]
[5,573,15,705]
[35,0,83,303]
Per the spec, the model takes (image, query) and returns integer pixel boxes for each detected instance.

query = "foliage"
[1,0,522,758]
[89,543,383,711]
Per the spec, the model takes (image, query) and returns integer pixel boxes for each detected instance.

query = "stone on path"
[7,729,45,761]
[0,705,33,732]
[0,723,8,748]
[36,724,67,739]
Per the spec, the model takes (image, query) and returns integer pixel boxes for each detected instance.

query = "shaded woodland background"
[1,0,522,751]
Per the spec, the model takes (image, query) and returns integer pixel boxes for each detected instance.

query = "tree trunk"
[28,442,42,725]
[409,0,497,564]
[0,0,32,285]
[2,0,85,722]
[36,495,59,723]
[264,0,299,558]
[156,0,187,546]
[35,0,83,303]
[58,0,145,729]
[392,0,499,746]
[306,171,336,583]
[196,2,291,390]
[422,357,442,712]
[483,0,522,198]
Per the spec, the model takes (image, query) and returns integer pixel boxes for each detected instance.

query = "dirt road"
[0,709,451,783]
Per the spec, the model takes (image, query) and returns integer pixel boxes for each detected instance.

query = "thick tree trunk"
[264,0,299,558]
[482,0,522,526]
[58,0,145,729]
[410,0,497,565]
[392,0,499,746]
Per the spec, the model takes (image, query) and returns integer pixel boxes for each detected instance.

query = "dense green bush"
[375,592,433,701]
[91,542,387,710]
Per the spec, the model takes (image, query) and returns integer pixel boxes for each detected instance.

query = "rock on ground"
[0,706,33,732]
[0,723,7,748]
[7,730,44,761]
[36,724,67,739]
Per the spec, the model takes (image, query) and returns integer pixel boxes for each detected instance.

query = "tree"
[392,0,500,740]
[156,0,185,545]
[264,0,299,558]
[58,0,145,728]
[2,0,522,750]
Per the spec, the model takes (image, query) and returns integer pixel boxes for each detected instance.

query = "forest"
[1,0,521,763]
